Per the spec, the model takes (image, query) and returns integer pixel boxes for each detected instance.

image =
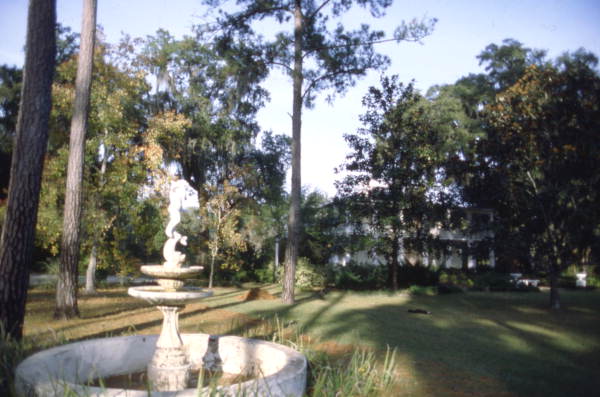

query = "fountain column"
[147,305,189,391]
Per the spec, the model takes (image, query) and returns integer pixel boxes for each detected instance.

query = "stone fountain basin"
[15,333,307,397]
[128,285,212,306]
[140,265,203,279]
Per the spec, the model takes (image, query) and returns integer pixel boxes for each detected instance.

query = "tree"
[337,76,471,289]
[55,0,97,319]
[439,40,552,272]
[482,55,600,309]
[0,0,56,341]
[203,181,246,288]
[37,38,152,292]
[135,30,291,279]
[136,30,269,204]
[206,0,436,303]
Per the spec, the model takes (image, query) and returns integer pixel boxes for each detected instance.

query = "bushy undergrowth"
[407,285,438,296]
[276,257,327,290]
[0,329,24,397]
[295,258,326,290]
[438,269,541,293]
[332,263,386,290]
[397,265,438,287]
[438,270,475,293]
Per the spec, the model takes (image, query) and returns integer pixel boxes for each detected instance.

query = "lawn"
[18,285,600,396]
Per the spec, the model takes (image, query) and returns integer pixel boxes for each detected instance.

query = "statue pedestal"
[147,305,190,391]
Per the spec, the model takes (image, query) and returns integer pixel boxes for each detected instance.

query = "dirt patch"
[238,287,277,301]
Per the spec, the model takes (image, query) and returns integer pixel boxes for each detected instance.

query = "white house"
[329,208,495,270]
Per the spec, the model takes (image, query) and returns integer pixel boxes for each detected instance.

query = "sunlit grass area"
[18,285,600,396]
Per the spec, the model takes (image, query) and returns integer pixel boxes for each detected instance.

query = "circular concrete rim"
[140,265,204,279]
[15,334,307,397]
[128,286,213,305]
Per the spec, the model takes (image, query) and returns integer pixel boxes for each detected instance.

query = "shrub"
[278,257,326,290]
[397,265,438,287]
[232,269,253,284]
[587,275,600,289]
[332,263,385,290]
[470,271,541,292]
[438,270,474,292]
[255,267,275,284]
[472,272,514,291]
[407,285,437,296]
[0,328,26,397]
[437,283,465,294]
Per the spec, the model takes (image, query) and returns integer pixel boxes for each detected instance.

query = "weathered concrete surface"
[15,334,307,396]
[128,286,212,306]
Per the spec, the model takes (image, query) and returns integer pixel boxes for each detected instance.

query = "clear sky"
[1,0,599,196]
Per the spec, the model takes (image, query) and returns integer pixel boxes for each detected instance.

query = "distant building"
[329,208,495,269]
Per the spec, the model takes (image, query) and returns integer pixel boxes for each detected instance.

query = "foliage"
[470,271,512,291]
[336,76,474,289]
[299,189,346,266]
[36,39,154,280]
[255,267,275,284]
[0,65,22,201]
[135,29,275,205]
[438,270,474,293]
[295,258,327,290]
[0,327,25,396]
[278,257,326,290]
[331,263,386,290]
[397,265,438,287]
[430,39,600,308]
[480,54,600,307]
[202,181,247,288]
[407,285,437,296]
[132,30,291,280]
[205,0,436,303]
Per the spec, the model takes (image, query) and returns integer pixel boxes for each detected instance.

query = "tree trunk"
[389,231,399,291]
[55,0,97,319]
[549,267,561,310]
[0,0,56,342]
[84,130,107,295]
[84,244,97,294]
[274,237,279,281]
[282,0,304,305]
[208,253,216,289]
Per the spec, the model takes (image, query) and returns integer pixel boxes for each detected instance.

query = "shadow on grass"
[231,289,600,397]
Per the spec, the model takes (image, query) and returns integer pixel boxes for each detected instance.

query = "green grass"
[201,285,600,397]
[13,285,600,396]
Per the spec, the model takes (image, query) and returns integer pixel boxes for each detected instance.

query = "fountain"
[15,179,307,396]
[127,178,211,391]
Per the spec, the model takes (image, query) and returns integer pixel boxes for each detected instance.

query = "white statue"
[165,179,188,238]
[163,231,188,269]
[163,179,189,268]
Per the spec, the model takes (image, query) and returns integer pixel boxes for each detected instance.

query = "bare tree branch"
[306,0,332,21]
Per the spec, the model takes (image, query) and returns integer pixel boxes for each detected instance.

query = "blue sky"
[1,0,599,196]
